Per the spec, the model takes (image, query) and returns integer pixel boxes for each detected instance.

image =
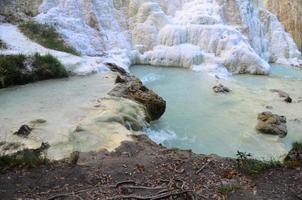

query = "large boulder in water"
[107,63,166,121]
[256,112,287,137]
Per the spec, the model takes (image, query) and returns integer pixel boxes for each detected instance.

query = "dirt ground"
[0,135,301,200]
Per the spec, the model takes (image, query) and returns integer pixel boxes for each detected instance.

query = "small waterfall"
[35,0,302,74]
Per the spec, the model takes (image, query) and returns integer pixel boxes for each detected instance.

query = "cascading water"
[35,0,301,74]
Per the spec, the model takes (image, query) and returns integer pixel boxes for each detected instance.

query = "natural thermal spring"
[1,0,302,199]
[132,64,302,159]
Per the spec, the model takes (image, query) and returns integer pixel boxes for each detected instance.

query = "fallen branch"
[46,185,107,199]
[115,180,136,188]
[48,194,84,200]
[290,189,302,200]
[174,168,185,174]
[196,160,213,175]
[123,185,165,190]
[107,190,194,200]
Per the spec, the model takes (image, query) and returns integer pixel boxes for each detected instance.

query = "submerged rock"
[284,96,292,103]
[14,125,32,137]
[270,89,292,103]
[213,84,231,93]
[256,112,287,137]
[107,63,166,121]
[30,119,47,125]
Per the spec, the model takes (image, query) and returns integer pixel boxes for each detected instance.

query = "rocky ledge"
[107,63,166,121]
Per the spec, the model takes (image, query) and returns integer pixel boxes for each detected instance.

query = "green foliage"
[32,53,68,79]
[0,149,48,172]
[236,151,282,174]
[0,54,31,87]
[217,185,240,194]
[0,54,68,88]
[292,141,302,151]
[0,40,7,49]
[284,141,302,166]
[19,21,79,55]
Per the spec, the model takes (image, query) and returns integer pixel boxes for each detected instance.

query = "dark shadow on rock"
[106,63,166,121]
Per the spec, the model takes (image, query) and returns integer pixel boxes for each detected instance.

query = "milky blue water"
[131,65,302,159]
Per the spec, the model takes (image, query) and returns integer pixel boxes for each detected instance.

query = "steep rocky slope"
[261,0,302,51]
[0,0,42,22]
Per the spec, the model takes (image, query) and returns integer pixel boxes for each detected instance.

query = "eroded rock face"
[261,0,302,52]
[0,0,42,22]
[256,112,287,137]
[107,63,166,121]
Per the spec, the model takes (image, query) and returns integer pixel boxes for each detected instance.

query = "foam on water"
[144,128,176,144]
[131,64,302,159]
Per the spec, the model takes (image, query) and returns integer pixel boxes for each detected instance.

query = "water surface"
[131,65,302,159]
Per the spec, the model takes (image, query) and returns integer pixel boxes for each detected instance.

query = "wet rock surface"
[107,63,166,121]
[13,125,32,137]
[270,89,292,103]
[256,112,287,137]
[213,84,231,93]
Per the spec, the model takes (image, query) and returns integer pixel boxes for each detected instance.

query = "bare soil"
[0,135,301,200]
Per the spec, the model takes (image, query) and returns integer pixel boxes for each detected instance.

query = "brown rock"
[256,112,287,137]
[107,63,166,121]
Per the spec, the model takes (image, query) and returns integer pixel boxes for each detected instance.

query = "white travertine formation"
[2,0,301,74]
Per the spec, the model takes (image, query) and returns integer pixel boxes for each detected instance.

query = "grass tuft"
[236,151,282,174]
[217,185,241,194]
[19,21,79,56]
[0,54,68,88]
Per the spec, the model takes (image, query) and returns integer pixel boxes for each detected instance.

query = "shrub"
[0,54,68,88]
[284,141,302,166]
[0,40,7,49]
[292,141,302,151]
[19,21,79,55]
[0,149,48,172]
[0,54,32,87]
[236,151,282,174]
[32,53,68,79]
